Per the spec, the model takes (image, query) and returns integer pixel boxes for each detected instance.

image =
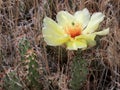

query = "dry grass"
[0,0,120,90]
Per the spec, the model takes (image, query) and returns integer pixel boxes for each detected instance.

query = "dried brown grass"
[0,0,120,90]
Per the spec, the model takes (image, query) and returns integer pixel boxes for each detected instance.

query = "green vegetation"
[70,51,88,90]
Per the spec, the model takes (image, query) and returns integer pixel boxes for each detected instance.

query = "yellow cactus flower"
[42,8,109,50]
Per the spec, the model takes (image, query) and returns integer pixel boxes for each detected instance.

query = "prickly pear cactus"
[70,51,88,90]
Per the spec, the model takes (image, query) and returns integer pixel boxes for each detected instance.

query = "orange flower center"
[65,23,82,38]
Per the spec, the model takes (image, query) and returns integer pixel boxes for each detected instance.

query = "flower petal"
[74,8,90,29]
[42,17,69,46]
[76,34,96,48]
[56,11,75,27]
[66,39,87,50]
[94,28,109,35]
[83,12,105,34]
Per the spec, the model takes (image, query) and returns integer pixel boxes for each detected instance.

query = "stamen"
[65,24,82,38]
